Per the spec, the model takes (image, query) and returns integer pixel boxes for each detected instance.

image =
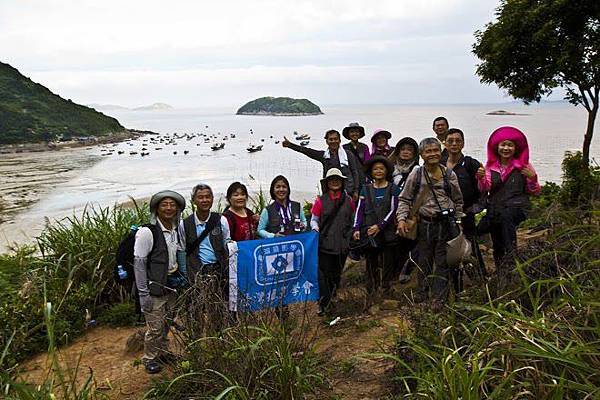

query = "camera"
[437,208,455,219]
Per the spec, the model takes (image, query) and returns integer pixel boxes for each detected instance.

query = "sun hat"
[342,122,366,140]
[149,190,186,212]
[370,129,392,142]
[364,156,394,181]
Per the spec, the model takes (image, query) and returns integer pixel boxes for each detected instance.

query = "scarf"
[324,147,348,167]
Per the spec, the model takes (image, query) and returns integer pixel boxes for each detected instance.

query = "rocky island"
[236,96,323,116]
[0,61,135,146]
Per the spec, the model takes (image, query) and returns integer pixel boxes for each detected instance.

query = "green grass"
[375,212,600,399]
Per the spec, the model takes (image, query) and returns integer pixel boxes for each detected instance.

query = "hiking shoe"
[398,274,411,284]
[144,360,162,374]
[317,305,325,316]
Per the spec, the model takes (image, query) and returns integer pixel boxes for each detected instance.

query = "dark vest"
[318,193,353,254]
[183,213,227,281]
[322,149,356,195]
[146,224,171,297]
[364,183,398,244]
[265,201,302,235]
[343,142,369,165]
[489,169,530,210]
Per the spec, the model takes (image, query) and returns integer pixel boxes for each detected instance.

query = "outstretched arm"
[282,136,324,161]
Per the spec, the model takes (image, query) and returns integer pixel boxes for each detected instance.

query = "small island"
[236,97,323,116]
[486,110,529,116]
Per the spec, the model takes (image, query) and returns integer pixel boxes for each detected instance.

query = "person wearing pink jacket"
[476,126,540,273]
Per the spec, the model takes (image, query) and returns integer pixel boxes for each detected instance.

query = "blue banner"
[228,231,319,312]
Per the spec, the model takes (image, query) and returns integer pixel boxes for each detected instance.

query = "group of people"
[133,117,541,373]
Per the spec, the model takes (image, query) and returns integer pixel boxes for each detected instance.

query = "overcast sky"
[0,0,544,107]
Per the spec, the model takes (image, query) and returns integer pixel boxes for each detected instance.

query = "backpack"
[114,224,157,291]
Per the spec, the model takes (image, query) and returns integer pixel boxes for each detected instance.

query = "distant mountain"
[87,103,130,111]
[133,102,173,111]
[0,62,124,145]
[236,97,323,116]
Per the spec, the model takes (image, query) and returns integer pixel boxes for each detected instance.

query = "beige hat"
[321,168,347,182]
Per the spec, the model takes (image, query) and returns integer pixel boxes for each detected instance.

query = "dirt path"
[18,229,548,400]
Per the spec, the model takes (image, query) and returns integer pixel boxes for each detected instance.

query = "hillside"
[236,96,323,115]
[0,62,124,144]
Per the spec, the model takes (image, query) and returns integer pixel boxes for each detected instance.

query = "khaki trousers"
[142,292,176,363]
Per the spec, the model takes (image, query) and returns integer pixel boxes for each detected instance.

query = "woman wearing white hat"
[310,168,355,315]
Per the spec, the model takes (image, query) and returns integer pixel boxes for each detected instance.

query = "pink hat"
[486,126,529,170]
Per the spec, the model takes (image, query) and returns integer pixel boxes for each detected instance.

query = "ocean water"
[0,103,598,249]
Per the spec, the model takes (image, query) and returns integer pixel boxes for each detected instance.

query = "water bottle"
[117,264,128,280]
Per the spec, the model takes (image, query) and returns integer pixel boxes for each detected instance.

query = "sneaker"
[144,360,162,374]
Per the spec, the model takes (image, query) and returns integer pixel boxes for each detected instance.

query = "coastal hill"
[236,96,323,116]
[0,61,124,145]
[88,103,174,112]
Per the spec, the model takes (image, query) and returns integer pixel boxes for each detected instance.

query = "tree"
[473,0,599,165]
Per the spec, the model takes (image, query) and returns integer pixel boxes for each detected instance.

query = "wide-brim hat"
[365,156,394,181]
[149,190,186,212]
[342,123,365,140]
[370,129,392,142]
[320,168,347,192]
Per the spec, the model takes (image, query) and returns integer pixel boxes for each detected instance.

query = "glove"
[140,295,154,313]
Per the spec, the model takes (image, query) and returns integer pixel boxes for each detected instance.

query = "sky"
[0,0,555,108]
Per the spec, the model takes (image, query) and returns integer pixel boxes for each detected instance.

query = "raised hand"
[476,164,485,178]
[282,136,291,148]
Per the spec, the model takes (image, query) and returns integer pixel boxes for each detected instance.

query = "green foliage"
[97,302,138,327]
[0,203,150,369]
[382,216,600,399]
[473,0,599,162]
[145,279,327,399]
[1,296,101,399]
[559,151,600,207]
[0,61,124,144]
[236,96,323,115]
[250,187,268,215]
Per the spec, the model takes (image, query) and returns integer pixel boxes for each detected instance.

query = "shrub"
[383,217,600,399]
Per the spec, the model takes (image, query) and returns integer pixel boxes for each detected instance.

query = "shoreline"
[0,129,157,154]
[236,112,324,116]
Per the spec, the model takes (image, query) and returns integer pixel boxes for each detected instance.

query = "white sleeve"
[220,216,231,244]
[133,227,154,258]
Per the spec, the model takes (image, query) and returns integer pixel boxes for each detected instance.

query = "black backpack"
[114,224,157,291]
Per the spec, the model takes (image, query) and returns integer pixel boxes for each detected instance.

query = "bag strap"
[186,213,220,256]
[408,171,429,218]
[320,194,347,236]
[423,166,446,212]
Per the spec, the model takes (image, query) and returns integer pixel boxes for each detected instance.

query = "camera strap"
[423,166,446,213]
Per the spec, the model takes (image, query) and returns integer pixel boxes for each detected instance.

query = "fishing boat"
[295,132,310,140]
[300,140,310,146]
[247,144,263,153]
[211,142,225,151]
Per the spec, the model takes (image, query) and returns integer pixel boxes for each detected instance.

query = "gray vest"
[146,224,170,296]
[318,193,353,254]
[489,169,530,210]
[364,183,398,244]
[183,213,227,282]
[265,201,302,235]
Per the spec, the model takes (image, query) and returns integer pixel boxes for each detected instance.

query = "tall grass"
[1,280,100,399]
[380,214,600,399]
[145,277,327,399]
[1,203,149,369]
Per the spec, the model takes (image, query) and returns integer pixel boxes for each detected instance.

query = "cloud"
[0,0,504,105]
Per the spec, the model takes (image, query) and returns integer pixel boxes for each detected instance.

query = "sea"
[0,103,598,250]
